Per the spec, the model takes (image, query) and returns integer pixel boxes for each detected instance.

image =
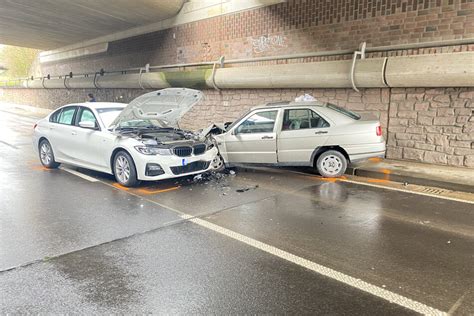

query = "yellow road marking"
[367,178,390,183]
[137,186,181,195]
[112,183,129,191]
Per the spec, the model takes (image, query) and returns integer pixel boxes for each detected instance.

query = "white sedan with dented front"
[33,88,220,186]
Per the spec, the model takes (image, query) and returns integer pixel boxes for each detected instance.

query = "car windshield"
[97,108,125,127]
[226,109,253,131]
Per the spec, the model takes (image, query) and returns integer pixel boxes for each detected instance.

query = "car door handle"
[315,131,328,134]
[261,136,274,140]
[71,132,77,136]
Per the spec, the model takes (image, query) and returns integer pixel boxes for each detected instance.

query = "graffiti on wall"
[201,42,212,61]
[251,35,287,54]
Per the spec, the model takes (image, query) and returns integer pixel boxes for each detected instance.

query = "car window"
[49,109,62,123]
[78,108,97,123]
[326,103,360,120]
[77,107,99,128]
[236,110,277,134]
[57,107,76,125]
[282,109,330,130]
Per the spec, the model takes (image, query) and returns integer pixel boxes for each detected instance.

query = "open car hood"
[110,88,203,129]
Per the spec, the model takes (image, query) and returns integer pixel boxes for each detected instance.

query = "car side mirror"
[79,121,97,129]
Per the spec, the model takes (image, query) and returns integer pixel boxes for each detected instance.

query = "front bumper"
[131,146,220,181]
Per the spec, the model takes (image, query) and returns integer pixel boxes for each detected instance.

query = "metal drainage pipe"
[15,52,474,90]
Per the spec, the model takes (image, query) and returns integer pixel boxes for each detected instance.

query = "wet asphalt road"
[0,109,473,314]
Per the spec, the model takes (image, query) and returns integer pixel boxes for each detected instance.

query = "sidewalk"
[347,158,474,193]
[0,102,50,118]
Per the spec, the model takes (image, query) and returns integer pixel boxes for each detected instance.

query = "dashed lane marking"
[60,166,99,182]
[181,214,446,316]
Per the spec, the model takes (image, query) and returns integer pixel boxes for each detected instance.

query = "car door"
[277,108,331,164]
[47,106,79,162]
[71,106,113,169]
[221,109,280,164]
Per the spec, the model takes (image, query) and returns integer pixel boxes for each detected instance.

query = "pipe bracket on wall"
[381,57,389,87]
[63,75,70,90]
[41,77,46,89]
[350,42,367,92]
[93,72,100,89]
[138,63,150,90]
[211,56,225,91]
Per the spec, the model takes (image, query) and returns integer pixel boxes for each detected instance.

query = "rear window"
[326,103,360,120]
[49,109,61,123]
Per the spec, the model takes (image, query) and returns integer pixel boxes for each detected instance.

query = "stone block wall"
[387,87,473,167]
[2,86,472,167]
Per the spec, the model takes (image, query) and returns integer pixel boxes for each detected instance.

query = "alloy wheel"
[115,155,130,184]
[40,142,52,165]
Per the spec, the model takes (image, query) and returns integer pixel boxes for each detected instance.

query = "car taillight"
[376,125,382,136]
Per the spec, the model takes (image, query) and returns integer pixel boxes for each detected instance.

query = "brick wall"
[39,0,474,75]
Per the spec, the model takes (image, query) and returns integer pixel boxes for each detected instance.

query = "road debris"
[190,169,237,196]
[236,185,259,193]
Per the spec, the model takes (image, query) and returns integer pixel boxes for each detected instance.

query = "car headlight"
[134,146,172,155]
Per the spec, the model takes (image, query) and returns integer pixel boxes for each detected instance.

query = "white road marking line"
[447,288,470,315]
[340,178,474,205]
[275,168,474,205]
[99,171,448,313]
[0,140,19,149]
[181,214,446,315]
[60,166,99,182]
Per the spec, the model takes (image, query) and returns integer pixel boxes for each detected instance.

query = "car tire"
[113,150,140,187]
[39,139,60,169]
[211,153,225,171]
[316,150,347,178]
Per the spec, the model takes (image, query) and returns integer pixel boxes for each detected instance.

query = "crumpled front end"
[131,145,220,181]
[117,127,221,181]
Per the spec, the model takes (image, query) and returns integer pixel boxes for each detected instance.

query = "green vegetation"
[0,45,40,80]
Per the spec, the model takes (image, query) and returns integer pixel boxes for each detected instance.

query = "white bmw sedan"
[33,88,220,187]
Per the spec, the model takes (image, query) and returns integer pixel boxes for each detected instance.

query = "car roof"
[251,101,328,110]
[74,102,127,109]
